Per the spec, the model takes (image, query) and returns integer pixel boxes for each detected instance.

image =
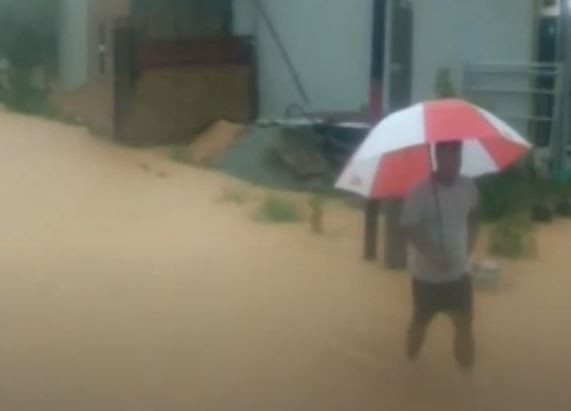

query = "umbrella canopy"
[335,99,531,198]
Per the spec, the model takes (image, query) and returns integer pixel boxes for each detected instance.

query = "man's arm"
[467,180,481,256]
[468,206,480,256]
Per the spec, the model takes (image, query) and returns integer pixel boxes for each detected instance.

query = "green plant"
[220,188,247,204]
[529,177,571,205]
[2,22,56,116]
[169,146,188,164]
[478,171,530,221]
[435,67,457,98]
[256,196,302,223]
[489,213,537,259]
[478,170,571,222]
[308,194,326,234]
[1,67,55,116]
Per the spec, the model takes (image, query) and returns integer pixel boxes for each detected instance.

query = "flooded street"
[0,109,569,410]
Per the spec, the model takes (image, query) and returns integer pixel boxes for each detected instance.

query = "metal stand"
[364,200,381,261]
[384,198,407,270]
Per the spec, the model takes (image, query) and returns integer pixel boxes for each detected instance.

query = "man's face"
[435,142,462,182]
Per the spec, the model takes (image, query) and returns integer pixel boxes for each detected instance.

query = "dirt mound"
[177,120,246,167]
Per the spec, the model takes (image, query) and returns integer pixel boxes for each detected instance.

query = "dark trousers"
[407,275,474,368]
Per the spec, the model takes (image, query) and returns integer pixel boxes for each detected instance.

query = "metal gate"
[462,62,562,175]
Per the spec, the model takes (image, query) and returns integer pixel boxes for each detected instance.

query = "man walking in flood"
[401,141,480,370]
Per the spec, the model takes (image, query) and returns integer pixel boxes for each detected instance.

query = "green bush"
[530,178,571,204]
[478,170,571,221]
[1,69,54,116]
[478,171,530,221]
[256,196,302,223]
[4,87,53,115]
[489,213,537,259]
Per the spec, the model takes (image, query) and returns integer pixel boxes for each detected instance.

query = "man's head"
[435,141,462,183]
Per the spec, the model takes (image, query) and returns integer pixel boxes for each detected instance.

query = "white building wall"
[410,0,537,102]
[248,0,374,118]
[58,0,90,89]
[232,0,258,36]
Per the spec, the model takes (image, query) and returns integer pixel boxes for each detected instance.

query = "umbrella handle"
[428,145,446,251]
[431,180,446,251]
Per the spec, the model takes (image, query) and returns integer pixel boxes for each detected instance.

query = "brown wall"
[118,65,253,146]
[53,0,256,145]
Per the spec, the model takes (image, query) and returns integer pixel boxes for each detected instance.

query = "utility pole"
[553,0,571,175]
[363,0,390,261]
[383,0,409,270]
[363,0,408,269]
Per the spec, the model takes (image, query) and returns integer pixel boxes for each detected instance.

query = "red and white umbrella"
[335,99,531,198]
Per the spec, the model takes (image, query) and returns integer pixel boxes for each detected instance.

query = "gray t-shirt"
[401,177,479,284]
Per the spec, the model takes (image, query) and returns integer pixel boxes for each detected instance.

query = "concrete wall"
[56,0,538,134]
[232,0,257,36]
[410,0,537,102]
[58,0,374,127]
[252,0,374,118]
[58,0,90,89]
[55,0,131,136]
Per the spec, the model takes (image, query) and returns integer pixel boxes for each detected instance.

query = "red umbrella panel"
[336,99,532,198]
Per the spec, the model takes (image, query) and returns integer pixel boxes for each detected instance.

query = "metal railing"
[462,62,563,175]
[462,62,561,143]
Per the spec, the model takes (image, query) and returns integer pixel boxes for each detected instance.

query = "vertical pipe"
[564,0,571,173]
[382,0,394,117]
[381,0,408,270]
[363,0,389,262]
[553,0,571,174]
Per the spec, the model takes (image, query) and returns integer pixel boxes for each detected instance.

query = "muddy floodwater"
[0,109,569,410]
